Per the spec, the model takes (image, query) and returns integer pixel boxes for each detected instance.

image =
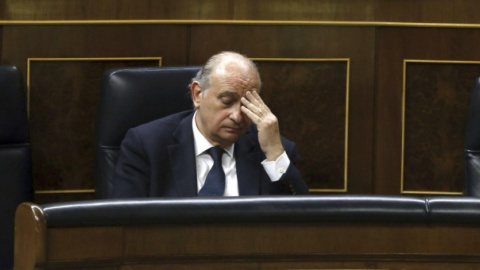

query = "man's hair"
[191,51,262,93]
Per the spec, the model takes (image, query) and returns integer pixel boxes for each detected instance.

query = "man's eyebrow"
[218,91,240,99]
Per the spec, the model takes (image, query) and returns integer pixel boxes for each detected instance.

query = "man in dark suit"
[111,51,309,197]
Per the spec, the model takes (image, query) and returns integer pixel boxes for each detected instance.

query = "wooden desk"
[14,196,480,269]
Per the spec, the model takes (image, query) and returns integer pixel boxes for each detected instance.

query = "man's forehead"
[216,58,250,73]
[213,58,257,79]
[212,68,259,88]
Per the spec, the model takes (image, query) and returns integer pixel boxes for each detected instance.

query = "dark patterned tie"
[198,147,225,196]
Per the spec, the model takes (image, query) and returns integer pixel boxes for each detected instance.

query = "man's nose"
[230,105,243,123]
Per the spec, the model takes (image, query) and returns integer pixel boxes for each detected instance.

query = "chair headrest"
[97,66,201,146]
[465,76,480,151]
[0,65,29,144]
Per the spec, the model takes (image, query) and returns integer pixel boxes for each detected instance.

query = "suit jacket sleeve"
[276,139,310,195]
[110,128,150,198]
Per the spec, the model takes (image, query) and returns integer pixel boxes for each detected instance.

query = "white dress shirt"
[192,112,290,196]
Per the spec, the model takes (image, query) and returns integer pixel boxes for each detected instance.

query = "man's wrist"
[261,151,290,181]
[265,146,285,161]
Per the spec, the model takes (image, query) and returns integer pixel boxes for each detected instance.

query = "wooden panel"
[14,203,47,270]
[25,223,480,269]
[189,25,375,193]
[1,24,189,203]
[14,201,480,269]
[234,0,375,21]
[3,0,480,24]
[403,61,480,194]
[255,60,348,191]
[48,227,123,261]
[29,58,160,193]
[34,192,96,205]
[122,223,480,257]
[2,0,235,20]
[0,2,5,19]
[375,0,480,24]
[1,24,189,74]
[375,27,480,194]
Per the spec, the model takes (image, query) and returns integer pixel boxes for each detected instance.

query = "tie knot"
[208,147,224,163]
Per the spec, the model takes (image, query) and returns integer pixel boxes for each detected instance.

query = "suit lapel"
[168,112,198,197]
[235,127,264,195]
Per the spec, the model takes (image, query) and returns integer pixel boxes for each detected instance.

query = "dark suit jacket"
[111,110,309,197]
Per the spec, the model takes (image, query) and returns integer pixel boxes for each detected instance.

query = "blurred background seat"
[96,66,201,198]
[0,65,33,269]
[465,76,480,197]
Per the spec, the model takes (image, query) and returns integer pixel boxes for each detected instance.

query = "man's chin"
[218,131,244,145]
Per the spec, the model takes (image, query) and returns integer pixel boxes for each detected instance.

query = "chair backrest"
[0,65,33,268]
[465,76,480,197]
[96,66,201,198]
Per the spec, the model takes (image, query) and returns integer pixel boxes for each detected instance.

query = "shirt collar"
[192,111,234,157]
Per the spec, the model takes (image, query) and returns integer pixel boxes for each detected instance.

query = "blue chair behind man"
[465,76,480,197]
[0,65,33,269]
[96,66,201,198]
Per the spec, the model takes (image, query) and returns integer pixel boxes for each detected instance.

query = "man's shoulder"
[124,110,194,146]
[134,109,194,132]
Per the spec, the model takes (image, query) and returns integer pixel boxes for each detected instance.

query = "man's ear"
[190,81,202,108]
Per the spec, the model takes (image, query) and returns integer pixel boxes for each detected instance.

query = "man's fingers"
[242,90,272,119]
[245,90,265,107]
[240,105,258,122]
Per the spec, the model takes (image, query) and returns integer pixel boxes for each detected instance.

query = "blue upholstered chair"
[95,66,201,198]
[465,76,480,197]
[0,65,33,269]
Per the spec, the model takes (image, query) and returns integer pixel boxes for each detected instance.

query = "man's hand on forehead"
[241,91,284,161]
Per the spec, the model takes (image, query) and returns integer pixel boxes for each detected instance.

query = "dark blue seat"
[96,66,201,198]
[465,76,480,196]
[0,65,33,269]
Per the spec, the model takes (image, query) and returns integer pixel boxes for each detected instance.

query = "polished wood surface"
[14,203,46,269]
[29,59,161,192]
[14,202,480,269]
[403,62,480,193]
[1,0,234,21]
[1,1,480,201]
[2,0,480,24]
[375,0,480,24]
[375,27,480,194]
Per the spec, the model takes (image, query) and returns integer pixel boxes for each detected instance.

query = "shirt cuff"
[261,151,290,182]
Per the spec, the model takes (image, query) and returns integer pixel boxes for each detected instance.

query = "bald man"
[111,51,309,197]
